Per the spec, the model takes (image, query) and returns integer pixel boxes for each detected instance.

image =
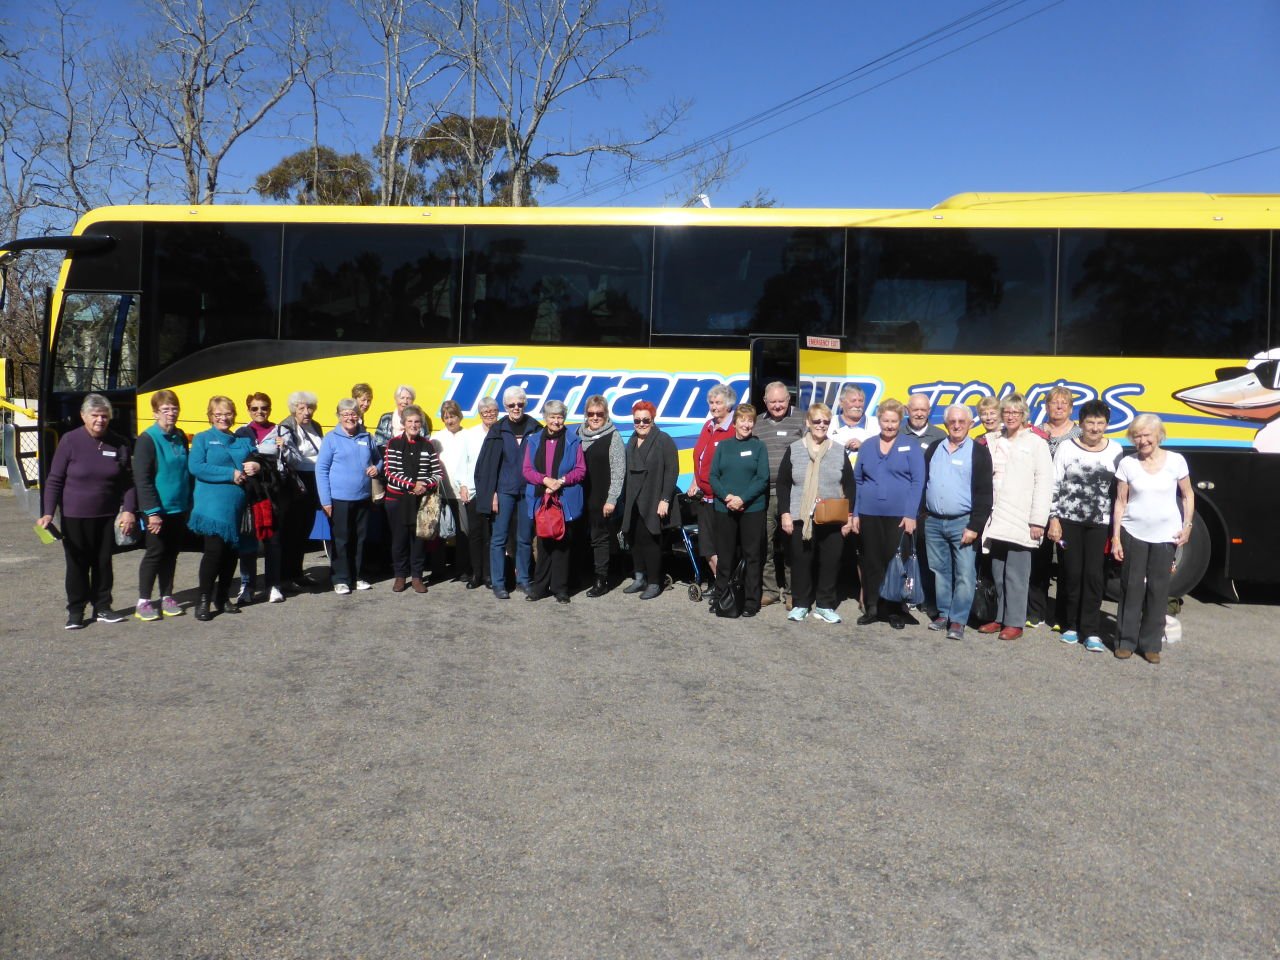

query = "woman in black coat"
[620,400,679,600]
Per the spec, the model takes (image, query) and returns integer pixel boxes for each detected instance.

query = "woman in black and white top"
[276,391,325,590]
[1046,399,1123,653]
[383,405,441,594]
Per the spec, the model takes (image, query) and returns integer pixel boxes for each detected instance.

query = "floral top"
[1050,438,1124,526]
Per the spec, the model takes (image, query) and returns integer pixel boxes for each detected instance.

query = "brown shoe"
[978,621,1002,634]
[1141,651,1161,664]
[760,595,779,608]
[391,577,407,593]
[411,577,428,594]
[998,626,1023,641]
[1114,648,1134,659]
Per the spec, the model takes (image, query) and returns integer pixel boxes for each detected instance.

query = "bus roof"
[71,192,1280,233]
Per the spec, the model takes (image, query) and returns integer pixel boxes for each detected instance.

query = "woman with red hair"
[619,401,679,599]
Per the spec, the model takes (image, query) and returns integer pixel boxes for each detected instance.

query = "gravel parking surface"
[2,495,1277,959]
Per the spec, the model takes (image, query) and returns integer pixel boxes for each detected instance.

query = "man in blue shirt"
[922,405,993,640]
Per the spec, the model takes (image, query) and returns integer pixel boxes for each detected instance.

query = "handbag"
[113,508,140,548]
[812,497,850,525]
[416,489,442,539]
[714,557,747,618]
[971,575,998,624]
[438,499,457,540]
[879,531,925,605]
[534,493,566,541]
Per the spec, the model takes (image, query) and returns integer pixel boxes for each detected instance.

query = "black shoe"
[493,587,510,600]
[235,586,255,607]
[623,576,647,595]
[525,590,545,602]
[856,613,877,626]
[65,611,87,630]
[465,577,484,590]
[94,608,127,624]
[555,594,571,604]
[639,584,662,600]
[741,608,758,618]
[888,613,906,630]
[194,596,213,621]
[586,577,609,598]
[514,583,529,596]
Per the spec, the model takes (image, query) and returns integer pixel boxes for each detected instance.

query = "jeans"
[330,499,370,587]
[490,491,533,590]
[924,514,977,625]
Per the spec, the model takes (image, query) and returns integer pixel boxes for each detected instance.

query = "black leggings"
[138,513,188,600]
[859,514,906,618]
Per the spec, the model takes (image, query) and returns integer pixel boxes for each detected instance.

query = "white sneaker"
[334,583,351,595]
[355,580,372,591]
[813,607,843,624]
[268,586,285,603]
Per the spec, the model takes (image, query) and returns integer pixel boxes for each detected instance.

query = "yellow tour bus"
[3,192,1278,597]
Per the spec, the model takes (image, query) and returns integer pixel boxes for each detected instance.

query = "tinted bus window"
[847,228,1055,355]
[283,224,462,343]
[1058,229,1269,357]
[462,226,650,345]
[63,221,143,292]
[654,227,842,338]
[144,222,281,375]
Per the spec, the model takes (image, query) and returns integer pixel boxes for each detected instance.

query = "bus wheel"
[1168,513,1211,598]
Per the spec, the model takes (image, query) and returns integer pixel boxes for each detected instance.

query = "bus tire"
[1103,513,1212,602]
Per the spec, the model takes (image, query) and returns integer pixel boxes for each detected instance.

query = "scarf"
[800,432,832,541]
[578,418,616,449]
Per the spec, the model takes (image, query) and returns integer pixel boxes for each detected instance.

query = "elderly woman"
[979,394,1054,641]
[522,399,585,603]
[777,402,856,624]
[709,403,770,617]
[687,383,737,592]
[852,399,926,629]
[460,397,499,589]
[39,393,137,629]
[131,390,191,621]
[374,384,415,453]
[476,385,542,599]
[1047,399,1123,653]
[434,400,472,583]
[579,394,626,597]
[189,396,260,621]
[234,391,284,605]
[1028,385,1083,628]
[1111,414,1194,664]
[351,383,374,430]
[975,396,1002,444]
[317,397,379,594]
[277,391,325,590]
[620,400,679,600]
[383,404,441,593]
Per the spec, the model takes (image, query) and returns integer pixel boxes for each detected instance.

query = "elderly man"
[904,393,947,450]
[475,385,542,599]
[756,382,804,607]
[829,385,875,455]
[687,383,737,592]
[921,405,993,640]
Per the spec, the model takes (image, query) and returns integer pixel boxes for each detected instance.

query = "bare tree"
[431,0,686,207]
[350,0,455,205]
[117,0,326,203]
[664,141,744,208]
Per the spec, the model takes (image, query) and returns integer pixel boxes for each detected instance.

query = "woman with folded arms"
[1111,414,1194,664]
[131,390,191,621]
[778,403,856,624]
[277,391,325,591]
[620,400,678,600]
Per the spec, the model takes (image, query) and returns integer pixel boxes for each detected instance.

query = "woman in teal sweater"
[189,395,260,620]
[709,403,770,616]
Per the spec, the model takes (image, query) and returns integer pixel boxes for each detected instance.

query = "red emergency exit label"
[805,336,840,350]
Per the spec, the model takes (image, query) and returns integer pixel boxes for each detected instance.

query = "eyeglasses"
[809,418,830,426]
[211,412,234,420]
[156,406,179,415]
[340,413,360,419]
[249,405,270,413]
[633,417,653,425]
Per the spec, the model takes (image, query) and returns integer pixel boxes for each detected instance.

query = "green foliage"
[254,147,377,205]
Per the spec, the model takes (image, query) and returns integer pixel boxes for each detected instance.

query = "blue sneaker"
[787,606,809,622]
[812,607,843,624]
[1059,630,1079,645]
[1084,636,1106,653]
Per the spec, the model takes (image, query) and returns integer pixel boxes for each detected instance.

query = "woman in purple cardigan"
[39,393,138,630]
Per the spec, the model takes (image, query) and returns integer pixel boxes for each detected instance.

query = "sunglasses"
[633,417,653,425]
[586,411,606,418]
[249,405,270,413]
[810,418,831,426]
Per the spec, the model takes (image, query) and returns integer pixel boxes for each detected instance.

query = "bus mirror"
[0,251,10,311]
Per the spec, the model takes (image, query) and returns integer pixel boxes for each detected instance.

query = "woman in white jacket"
[980,394,1053,640]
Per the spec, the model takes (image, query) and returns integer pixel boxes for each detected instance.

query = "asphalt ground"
[1,493,1277,959]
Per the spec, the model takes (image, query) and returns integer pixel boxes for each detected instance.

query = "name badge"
[777,430,789,436]
[897,445,910,452]
[101,449,117,458]
[952,458,964,466]
[740,450,753,457]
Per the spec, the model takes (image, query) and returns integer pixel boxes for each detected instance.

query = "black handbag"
[879,532,925,606]
[971,575,999,624]
[714,558,747,618]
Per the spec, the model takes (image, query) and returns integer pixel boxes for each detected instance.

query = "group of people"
[38,379,1194,663]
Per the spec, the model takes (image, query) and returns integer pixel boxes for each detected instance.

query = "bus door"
[749,336,800,412]
[44,291,141,472]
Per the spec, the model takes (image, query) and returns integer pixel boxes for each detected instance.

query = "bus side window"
[52,292,140,393]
